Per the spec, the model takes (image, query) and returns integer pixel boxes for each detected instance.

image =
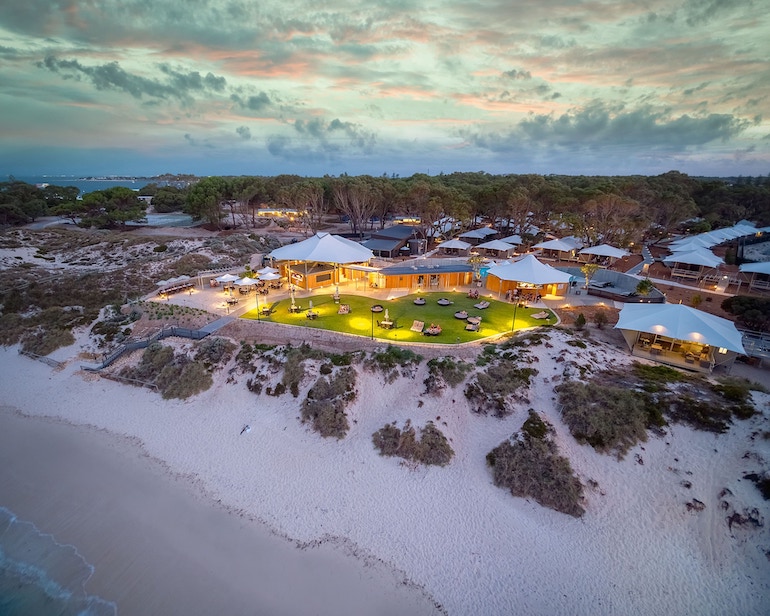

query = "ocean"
[12,175,153,196]
[0,507,116,616]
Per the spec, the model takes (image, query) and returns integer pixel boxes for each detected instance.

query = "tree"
[580,263,599,288]
[635,278,655,296]
[151,186,187,213]
[185,177,230,228]
[73,187,146,229]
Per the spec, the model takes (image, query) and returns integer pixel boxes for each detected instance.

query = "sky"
[1,0,768,179]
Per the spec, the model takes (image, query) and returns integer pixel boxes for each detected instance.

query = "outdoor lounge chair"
[410,320,425,333]
[465,322,479,332]
[473,301,490,309]
[531,311,550,319]
[337,304,350,315]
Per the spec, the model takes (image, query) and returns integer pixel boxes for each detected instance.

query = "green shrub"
[556,381,649,458]
[195,337,236,368]
[159,360,212,399]
[20,327,75,356]
[301,367,357,438]
[574,313,586,330]
[487,414,584,517]
[666,395,733,433]
[465,359,538,417]
[153,244,168,252]
[372,419,454,466]
[593,310,609,329]
[521,409,549,440]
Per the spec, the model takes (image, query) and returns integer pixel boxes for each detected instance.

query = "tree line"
[2,171,769,245]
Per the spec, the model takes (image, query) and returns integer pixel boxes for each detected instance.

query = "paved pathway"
[625,244,653,276]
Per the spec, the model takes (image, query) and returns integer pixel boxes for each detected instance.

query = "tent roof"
[486,254,573,285]
[439,239,472,250]
[477,239,515,251]
[578,244,630,258]
[663,249,723,268]
[215,273,240,283]
[499,234,523,245]
[533,237,583,252]
[458,227,497,239]
[740,261,770,275]
[361,238,403,253]
[614,304,745,354]
[269,232,373,264]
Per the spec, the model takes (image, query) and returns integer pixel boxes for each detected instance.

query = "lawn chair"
[474,301,490,309]
[410,320,425,333]
[531,311,550,319]
[337,304,350,315]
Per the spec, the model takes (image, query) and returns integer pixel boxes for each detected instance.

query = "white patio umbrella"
[257,266,279,275]
[234,276,259,287]
[215,273,239,283]
[258,272,281,281]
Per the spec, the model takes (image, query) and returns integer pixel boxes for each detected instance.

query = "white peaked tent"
[578,244,630,259]
[476,239,516,256]
[234,276,259,286]
[269,232,374,263]
[500,234,523,245]
[740,261,770,292]
[663,249,724,268]
[533,237,583,252]
[615,303,745,370]
[740,262,770,275]
[439,238,472,251]
[459,227,497,241]
[486,254,573,296]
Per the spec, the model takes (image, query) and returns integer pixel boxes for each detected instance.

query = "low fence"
[18,350,65,369]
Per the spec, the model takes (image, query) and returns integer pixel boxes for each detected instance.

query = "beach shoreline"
[0,406,442,615]
[2,332,769,615]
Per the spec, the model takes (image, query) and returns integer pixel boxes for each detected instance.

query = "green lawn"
[242,291,556,344]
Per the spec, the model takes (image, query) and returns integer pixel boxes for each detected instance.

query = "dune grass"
[241,291,556,343]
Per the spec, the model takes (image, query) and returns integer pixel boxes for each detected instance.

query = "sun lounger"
[410,320,425,333]
[473,301,490,309]
[531,311,550,319]
[465,322,479,332]
[337,304,350,315]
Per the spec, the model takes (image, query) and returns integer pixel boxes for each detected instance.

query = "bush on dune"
[487,410,584,517]
[372,419,454,467]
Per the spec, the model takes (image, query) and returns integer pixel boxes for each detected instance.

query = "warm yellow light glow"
[718,347,728,354]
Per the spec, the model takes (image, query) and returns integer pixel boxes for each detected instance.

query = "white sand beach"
[1,327,769,615]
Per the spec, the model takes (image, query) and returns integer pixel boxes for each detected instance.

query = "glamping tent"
[578,244,630,264]
[614,303,745,372]
[476,239,516,258]
[663,248,724,282]
[268,232,374,290]
[740,261,770,293]
[458,227,498,245]
[533,236,583,261]
[438,238,472,255]
[485,254,573,298]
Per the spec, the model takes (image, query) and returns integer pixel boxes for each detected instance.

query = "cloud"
[38,56,228,103]
[502,69,532,80]
[462,102,751,153]
[236,125,251,140]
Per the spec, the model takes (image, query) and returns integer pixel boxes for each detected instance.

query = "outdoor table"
[454,311,468,320]
[289,305,302,313]
[413,298,426,305]
[466,316,481,325]
[371,305,384,312]
[380,320,394,329]
[424,326,442,336]
[306,310,318,320]
[437,299,452,306]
